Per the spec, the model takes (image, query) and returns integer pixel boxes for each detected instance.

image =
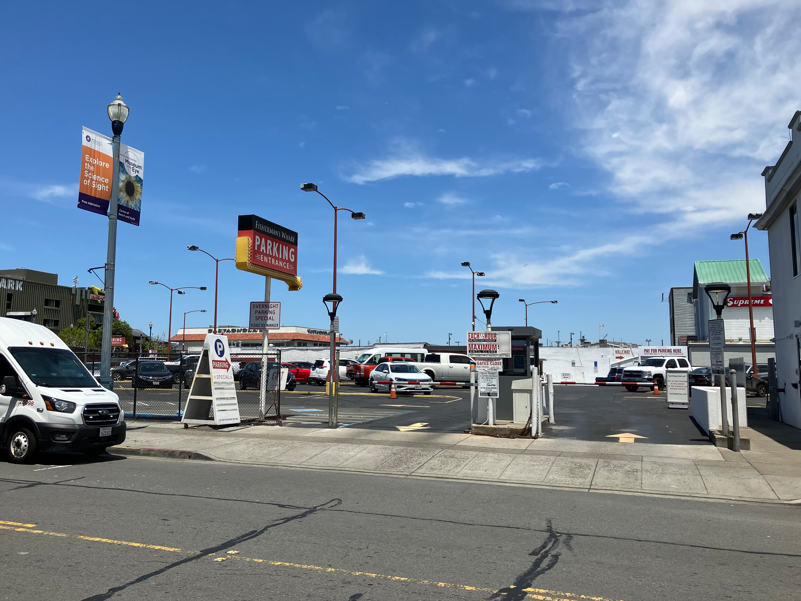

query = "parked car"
[164,355,200,384]
[346,348,429,386]
[282,362,310,384]
[412,353,474,385]
[622,356,692,392]
[724,364,769,397]
[596,367,625,383]
[111,360,137,381]
[291,361,314,371]
[133,361,174,389]
[688,366,714,387]
[345,356,416,386]
[309,358,356,385]
[369,362,433,394]
[239,361,297,391]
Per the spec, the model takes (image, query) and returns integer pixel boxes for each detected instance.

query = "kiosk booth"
[493,326,542,421]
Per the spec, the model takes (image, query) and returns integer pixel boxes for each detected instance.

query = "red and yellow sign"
[77,127,114,216]
[236,215,302,291]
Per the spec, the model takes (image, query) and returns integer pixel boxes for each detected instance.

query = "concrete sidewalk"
[114,419,801,504]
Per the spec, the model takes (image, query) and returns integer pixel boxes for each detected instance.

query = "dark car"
[596,367,625,383]
[111,360,137,381]
[689,366,714,387]
[165,355,200,384]
[134,361,174,389]
[239,361,297,391]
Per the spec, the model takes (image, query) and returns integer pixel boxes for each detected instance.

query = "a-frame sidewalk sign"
[182,334,241,426]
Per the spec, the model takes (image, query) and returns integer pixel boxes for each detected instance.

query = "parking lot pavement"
[542,385,710,446]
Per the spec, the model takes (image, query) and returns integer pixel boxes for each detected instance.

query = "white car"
[308,358,357,385]
[369,362,433,394]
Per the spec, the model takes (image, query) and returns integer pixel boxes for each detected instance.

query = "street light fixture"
[704,282,731,320]
[98,92,129,390]
[322,293,343,428]
[461,262,486,331]
[476,289,500,331]
[518,299,557,328]
[731,213,765,378]
[186,245,234,334]
[182,309,207,352]
[149,281,207,357]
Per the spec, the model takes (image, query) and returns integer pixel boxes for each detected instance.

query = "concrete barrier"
[691,386,748,435]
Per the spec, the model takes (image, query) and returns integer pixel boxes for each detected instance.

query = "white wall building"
[757,110,801,429]
[692,260,774,342]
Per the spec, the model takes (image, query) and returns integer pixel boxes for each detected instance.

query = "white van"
[0,318,126,463]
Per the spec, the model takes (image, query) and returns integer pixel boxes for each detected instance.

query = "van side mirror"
[1,375,21,396]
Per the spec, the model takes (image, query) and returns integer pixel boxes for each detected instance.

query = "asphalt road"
[0,455,798,600]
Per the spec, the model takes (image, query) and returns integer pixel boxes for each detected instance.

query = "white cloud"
[299,142,305,148]
[340,256,384,275]
[32,184,76,201]
[485,67,498,80]
[437,192,468,206]
[305,10,348,47]
[517,108,532,118]
[549,182,569,190]
[464,78,476,87]
[555,1,801,222]
[188,165,206,174]
[404,202,417,208]
[336,106,349,110]
[411,28,443,52]
[345,141,545,184]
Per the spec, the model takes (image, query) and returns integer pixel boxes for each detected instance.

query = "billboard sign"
[236,215,302,291]
[725,296,773,308]
[111,336,126,346]
[117,143,144,226]
[77,127,114,216]
[467,331,512,358]
[249,301,281,330]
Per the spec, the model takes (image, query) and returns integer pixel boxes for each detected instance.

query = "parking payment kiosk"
[493,326,542,421]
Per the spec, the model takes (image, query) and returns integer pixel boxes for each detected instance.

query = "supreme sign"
[725,296,773,308]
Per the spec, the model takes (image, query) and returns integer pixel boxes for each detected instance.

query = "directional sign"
[606,433,647,443]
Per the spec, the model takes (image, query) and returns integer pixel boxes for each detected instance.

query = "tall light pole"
[731,212,764,378]
[149,321,153,354]
[323,293,343,428]
[98,93,129,389]
[300,183,365,295]
[149,282,206,357]
[182,309,207,352]
[187,246,234,334]
[476,289,499,331]
[461,262,485,331]
[518,299,557,327]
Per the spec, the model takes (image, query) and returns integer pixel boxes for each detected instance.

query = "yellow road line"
[0,520,37,528]
[0,522,624,601]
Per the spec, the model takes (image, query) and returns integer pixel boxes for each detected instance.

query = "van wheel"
[625,385,638,392]
[7,427,37,464]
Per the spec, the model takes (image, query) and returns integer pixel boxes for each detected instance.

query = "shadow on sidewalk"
[747,406,801,450]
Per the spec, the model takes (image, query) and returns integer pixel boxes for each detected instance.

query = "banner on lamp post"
[116,143,144,226]
[77,127,114,216]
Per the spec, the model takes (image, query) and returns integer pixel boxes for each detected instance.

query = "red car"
[282,362,310,384]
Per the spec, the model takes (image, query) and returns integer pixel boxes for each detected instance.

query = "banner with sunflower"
[117,143,145,226]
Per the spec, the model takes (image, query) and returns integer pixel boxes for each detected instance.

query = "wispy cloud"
[485,67,498,80]
[464,78,476,87]
[437,192,468,206]
[336,105,349,110]
[549,182,569,190]
[341,256,384,275]
[188,165,206,174]
[410,27,444,52]
[404,202,418,208]
[345,141,546,184]
[517,109,532,118]
[32,184,77,201]
[305,9,349,47]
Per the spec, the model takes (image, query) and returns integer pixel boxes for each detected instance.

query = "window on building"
[5,294,11,311]
[44,298,61,308]
[791,203,800,277]
[686,292,693,303]
[43,319,59,328]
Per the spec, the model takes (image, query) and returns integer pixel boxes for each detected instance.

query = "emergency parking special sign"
[467,331,512,358]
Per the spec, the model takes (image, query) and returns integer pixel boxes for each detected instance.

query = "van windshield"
[355,353,371,363]
[9,347,98,388]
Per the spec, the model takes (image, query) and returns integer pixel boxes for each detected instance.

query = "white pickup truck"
[414,353,474,384]
[622,356,692,392]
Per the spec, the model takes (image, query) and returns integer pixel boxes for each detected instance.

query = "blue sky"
[1,0,798,347]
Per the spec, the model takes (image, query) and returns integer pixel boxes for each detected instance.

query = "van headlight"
[42,395,76,414]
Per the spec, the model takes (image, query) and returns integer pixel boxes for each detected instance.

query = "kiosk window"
[502,340,528,375]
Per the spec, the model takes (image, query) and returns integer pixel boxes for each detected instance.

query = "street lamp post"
[182,309,207,352]
[731,212,764,378]
[149,322,153,355]
[705,282,732,438]
[186,246,234,334]
[518,299,557,327]
[323,293,343,428]
[461,262,485,331]
[149,282,207,358]
[476,289,500,331]
[99,93,129,390]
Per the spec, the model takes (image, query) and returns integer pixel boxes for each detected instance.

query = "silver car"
[369,362,433,395]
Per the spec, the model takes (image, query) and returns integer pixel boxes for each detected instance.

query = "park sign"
[467,331,512,358]
[236,215,303,291]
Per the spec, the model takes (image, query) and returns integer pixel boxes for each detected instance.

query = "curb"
[108,446,215,461]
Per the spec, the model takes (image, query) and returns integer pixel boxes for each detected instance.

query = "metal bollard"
[730,369,740,452]
[547,374,555,424]
[718,372,729,437]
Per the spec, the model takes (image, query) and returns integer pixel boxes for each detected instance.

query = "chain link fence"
[80,350,283,422]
